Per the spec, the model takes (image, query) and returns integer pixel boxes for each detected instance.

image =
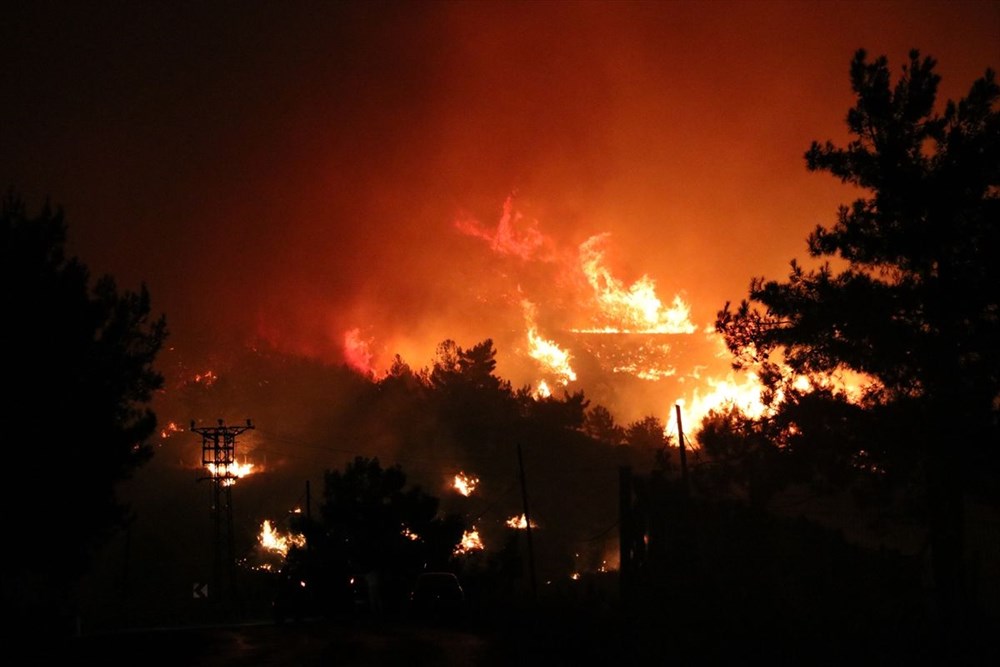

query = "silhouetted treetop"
[720,48,998,426]
[2,190,168,633]
[715,49,998,643]
[317,456,464,576]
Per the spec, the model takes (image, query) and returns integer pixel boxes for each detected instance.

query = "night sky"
[4,1,997,427]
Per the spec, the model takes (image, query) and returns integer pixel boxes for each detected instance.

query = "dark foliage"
[715,49,999,648]
[1,191,167,636]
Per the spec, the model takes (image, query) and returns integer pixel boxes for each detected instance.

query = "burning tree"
[716,50,999,647]
[1,191,167,637]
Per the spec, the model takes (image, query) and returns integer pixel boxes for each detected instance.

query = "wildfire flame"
[325,196,876,457]
[454,527,484,554]
[159,421,182,439]
[259,519,306,556]
[193,370,218,386]
[453,472,479,497]
[506,513,538,529]
[524,299,576,386]
[205,459,256,485]
[577,234,696,334]
[670,371,768,443]
[454,194,555,261]
[344,327,375,376]
[535,379,552,399]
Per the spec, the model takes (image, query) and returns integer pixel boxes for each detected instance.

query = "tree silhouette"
[716,50,999,646]
[428,338,519,452]
[582,404,626,446]
[312,456,465,612]
[1,191,167,636]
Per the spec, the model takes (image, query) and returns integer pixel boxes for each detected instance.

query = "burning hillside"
[335,194,764,435]
[141,194,782,584]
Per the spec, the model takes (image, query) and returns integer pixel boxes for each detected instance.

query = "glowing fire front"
[524,299,576,387]
[577,234,697,335]
[159,421,183,439]
[453,472,479,497]
[324,194,876,465]
[454,527,484,555]
[205,460,256,485]
[259,519,306,556]
[506,513,538,529]
[193,370,218,386]
[344,327,375,376]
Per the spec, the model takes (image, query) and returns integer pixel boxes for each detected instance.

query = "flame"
[343,327,375,376]
[453,472,479,497]
[454,527,484,554]
[670,372,768,443]
[205,459,257,485]
[505,513,538,529]
[159,421,182,439]
[534,379,552,399]
[454,194,555,261]
[669,338,879,442]
[577,234,697,334]
[314,197,876,453]
[259,519,306,556]
[524,300,576,386]
[193,370,217,386]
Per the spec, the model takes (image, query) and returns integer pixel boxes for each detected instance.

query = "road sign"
[193,582,209,599]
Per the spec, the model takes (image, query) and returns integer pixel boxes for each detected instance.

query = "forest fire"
[205,460,255,478]
[157,198,877,587]
[524,300,577,387]
[159,421,183,439]
[193,370,218,386]
[454,527,484,554]
[259,519,306,556]
[577,233,697,335]
[506,513,538,529]
[453,472,479,497]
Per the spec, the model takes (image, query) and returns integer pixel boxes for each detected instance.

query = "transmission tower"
[192,418,254,604]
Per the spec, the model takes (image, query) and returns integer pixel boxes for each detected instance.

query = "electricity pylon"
[192,418,254,604]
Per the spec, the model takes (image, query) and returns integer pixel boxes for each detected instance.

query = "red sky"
[3,0,998,427]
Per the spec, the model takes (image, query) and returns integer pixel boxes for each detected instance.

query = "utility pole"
[516,443,538,603]
[675,404,689,496]
[193,418,254,605]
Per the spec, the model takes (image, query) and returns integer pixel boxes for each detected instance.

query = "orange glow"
[454,527,484,554]
[670,371,767,444]
[576,234,697,334]
[259,519,306,556]
[505,513,538,529]
[343,327,375,377]
[534,379,552,399]
[454,194,555,261]
[670,338,879,443]
[193,370,217,386]
[205,459,257,486]
[159,421,183,439]
[524,299,577,387]
[453,472,479,497]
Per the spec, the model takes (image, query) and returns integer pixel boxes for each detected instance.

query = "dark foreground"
[35,598,1000,667]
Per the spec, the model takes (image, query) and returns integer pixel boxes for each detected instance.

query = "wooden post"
[675,404,689,495]
[517,443,538,602]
